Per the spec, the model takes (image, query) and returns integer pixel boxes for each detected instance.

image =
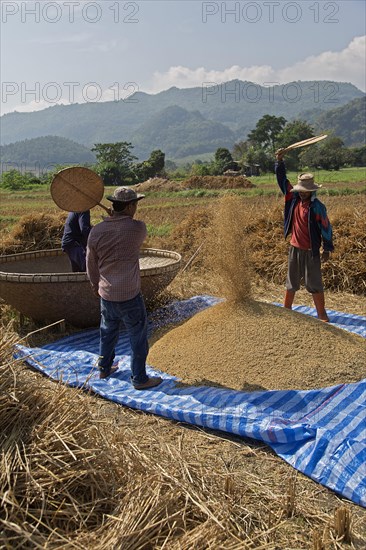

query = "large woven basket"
[0,248,181,327]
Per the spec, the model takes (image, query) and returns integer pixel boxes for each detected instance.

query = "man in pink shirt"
[87,186,163,388]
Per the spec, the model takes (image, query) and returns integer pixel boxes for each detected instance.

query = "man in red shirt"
[87,186,163,388]
[275,150,334,321]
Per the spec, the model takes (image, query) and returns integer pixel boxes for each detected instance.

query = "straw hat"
[291,173,322,193]
[106,186,145,203]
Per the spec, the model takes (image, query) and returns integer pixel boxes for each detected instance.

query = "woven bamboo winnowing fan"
[277,134,328,155]
[51,167,109,213]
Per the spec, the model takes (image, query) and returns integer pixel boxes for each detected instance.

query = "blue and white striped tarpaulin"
[15,296,366,508]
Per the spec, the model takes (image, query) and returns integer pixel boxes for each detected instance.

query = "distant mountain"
[132,105,235,158]
[0,80,364,160]
[313,97,366,147]
[0,136,96,169]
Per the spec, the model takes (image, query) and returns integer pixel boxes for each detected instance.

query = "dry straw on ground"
[1,190,365,547]
[0,213,66,255]
[1,195,365,295]
[1,333,366,548]
[166,196,366,295]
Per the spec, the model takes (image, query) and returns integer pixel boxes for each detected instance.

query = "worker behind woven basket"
[61,210,91,272]
[275,149,334,322]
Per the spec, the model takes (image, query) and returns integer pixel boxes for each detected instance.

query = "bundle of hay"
[324,205,366,293]
[133,178,183,192]
[0,213,66,255]
[168,208,212,255]
[184,175,256,189]
[167,196,366,295]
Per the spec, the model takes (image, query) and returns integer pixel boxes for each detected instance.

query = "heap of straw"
[166,196,366,295]
[0,213,66,255]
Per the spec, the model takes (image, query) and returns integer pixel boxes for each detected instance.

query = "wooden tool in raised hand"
[276,134,328,156]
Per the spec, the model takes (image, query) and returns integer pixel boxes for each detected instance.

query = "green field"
[1,167,365,232]
[252,166,366,185]
[0,169,364,272]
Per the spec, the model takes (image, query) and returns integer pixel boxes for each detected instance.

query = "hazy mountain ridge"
[313,97,366,147]
[1,80,364,162]
[132,105,236,158]
[0,136,96,168]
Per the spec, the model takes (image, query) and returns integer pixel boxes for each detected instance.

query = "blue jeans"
[99,293,149,385]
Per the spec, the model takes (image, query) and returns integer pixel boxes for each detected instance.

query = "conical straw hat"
[51,167,104,212]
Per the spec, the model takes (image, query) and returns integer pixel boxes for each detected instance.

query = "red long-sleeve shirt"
[290,200,311,250]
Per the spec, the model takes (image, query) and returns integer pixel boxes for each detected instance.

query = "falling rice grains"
[204,195,253,303]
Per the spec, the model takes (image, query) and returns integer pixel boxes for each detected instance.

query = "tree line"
[231,115,366,172]
[0,144,166,190]
[1,115,365,190]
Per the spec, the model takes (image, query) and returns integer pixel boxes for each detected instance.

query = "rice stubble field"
[0,173,366,548]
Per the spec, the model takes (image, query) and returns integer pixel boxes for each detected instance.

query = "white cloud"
[148,64,275,92]
[278,36,366,90]
[2,35,364,115]
[148,36,366,93]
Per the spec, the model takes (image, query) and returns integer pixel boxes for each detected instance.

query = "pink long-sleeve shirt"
[86,214,147,302]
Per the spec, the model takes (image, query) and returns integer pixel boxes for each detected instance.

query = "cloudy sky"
[1,0,365,114]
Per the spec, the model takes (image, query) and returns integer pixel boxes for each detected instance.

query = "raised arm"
[275,149,293,197]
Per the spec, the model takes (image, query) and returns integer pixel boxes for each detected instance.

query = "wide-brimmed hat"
[291,173,322,193]
[106,186,145,203]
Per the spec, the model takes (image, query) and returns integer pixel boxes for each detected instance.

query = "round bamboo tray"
[51,167,105,212]
[0,248,181,327]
